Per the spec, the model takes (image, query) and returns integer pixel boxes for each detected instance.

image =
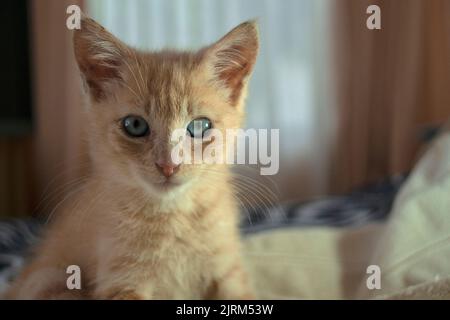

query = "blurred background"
[0,0,449,218]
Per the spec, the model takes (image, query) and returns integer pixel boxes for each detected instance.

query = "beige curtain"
[330,0,450,194]
[30,0,88,216]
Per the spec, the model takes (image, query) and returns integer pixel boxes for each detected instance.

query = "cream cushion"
[244,130,450,299]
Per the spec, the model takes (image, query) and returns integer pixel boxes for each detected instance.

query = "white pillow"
[361,130,450,298]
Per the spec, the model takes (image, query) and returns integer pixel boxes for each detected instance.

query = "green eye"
[122,115,149,138]
[187,118,212,138]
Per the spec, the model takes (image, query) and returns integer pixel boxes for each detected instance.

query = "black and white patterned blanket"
[0,219,41,292]
[0,175,406,294]
[240,175,406,234]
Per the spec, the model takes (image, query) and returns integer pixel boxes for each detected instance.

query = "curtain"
[330,0,450,193]
[30,0,88,216]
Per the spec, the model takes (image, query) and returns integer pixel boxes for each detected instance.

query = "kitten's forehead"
[148,94,190,133]
[125,51,200,118]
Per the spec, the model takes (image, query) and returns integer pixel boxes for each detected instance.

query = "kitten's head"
[73,16,258,197]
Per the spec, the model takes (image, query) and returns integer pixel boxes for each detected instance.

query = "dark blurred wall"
[0,0,86,218]
[0,1,33,217]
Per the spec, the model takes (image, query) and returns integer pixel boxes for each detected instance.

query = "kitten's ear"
[73,15,129,101]
[203,21,259,105]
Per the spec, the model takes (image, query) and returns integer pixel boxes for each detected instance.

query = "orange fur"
[5,15,258,300]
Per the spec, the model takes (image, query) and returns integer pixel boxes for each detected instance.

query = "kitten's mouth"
[154,179,181,191]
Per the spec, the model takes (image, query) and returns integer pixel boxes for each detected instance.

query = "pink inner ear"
[210,21,259,106]
[73,16,126,101]
[215,42,258,105]
[79,57,123,101]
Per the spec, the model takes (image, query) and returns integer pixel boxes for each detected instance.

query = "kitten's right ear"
[200,21,259,107]
[73,15,129,101]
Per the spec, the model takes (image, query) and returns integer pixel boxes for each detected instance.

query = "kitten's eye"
[187,118,212,138]
[121,116,149,138]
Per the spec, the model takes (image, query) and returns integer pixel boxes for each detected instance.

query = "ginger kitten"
[5,16,259,299]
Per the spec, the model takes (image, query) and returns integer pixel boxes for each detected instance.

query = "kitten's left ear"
[73,15,130,101]
[202,21,259,106]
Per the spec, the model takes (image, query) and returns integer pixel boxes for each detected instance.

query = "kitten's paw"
[239,293,256,300]
[98,289,145,300]
[111,291,145,300]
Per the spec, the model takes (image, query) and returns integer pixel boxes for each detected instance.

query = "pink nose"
[155,162,180,178]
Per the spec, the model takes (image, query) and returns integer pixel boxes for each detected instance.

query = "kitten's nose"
[155,162,180,178]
